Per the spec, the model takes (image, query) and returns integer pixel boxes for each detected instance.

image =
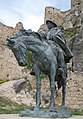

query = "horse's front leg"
[49,64,56,112]
[34,65,41,112]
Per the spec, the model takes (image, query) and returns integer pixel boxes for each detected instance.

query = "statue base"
[19,108,72,118]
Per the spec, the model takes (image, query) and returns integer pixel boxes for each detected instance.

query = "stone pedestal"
[19,109,72,118]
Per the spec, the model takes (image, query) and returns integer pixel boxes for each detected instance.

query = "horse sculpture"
[6,29,67,114]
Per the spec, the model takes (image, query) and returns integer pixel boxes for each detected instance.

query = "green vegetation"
[22,51,47,80]
[26,51,33,69]
[40,72,48,80]
[0,96,32,114]
[0,107,25,114]
[81,19,83,24]
[0,96,83,115]
[64,27,80,37]
[72,109,83,116]
[22,51,33,73]
[0,80,6,84]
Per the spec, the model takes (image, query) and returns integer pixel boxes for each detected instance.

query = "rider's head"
[46,20,57,29]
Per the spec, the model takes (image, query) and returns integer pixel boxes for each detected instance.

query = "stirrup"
[57,68,63,75]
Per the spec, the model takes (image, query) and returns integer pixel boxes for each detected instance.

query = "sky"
[0,0,71,31]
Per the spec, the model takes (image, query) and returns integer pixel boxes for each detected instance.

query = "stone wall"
[62,5,81,29]
[66,72,83,109]
[71,27,83,72]
[63,1,83,109]
[44,6,69,26]
[71,0,81,8]
[62,1,83,73]
[0,22,27,80]
[40,2,83,110]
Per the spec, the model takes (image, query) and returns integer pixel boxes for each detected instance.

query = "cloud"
[51,0,71,11]
[23,15,43,31]
[0,0,70,31]
[0,9,23,27]
[0,0,53,31]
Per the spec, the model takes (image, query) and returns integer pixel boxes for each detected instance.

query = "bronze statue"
[30,20,73,76]
[46,20,73,63]
[6,27,72,118]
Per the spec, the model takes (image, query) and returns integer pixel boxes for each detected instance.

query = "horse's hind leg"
[49,64,56,112]
[62,67,67,110]
[58,52,67,110]
[62,78,66,110]
[34,65,41,112]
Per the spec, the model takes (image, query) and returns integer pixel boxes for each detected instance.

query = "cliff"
[0,22,27,80]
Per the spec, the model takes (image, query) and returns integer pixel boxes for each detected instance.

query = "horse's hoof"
[49,107,55,112]
[61,106,65,111]
[30,70,35,75]
[34,107,39,113]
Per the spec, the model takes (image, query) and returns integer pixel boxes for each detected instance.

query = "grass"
[0,96,32,114]
[64,27,80,37]
[0,80,6,84]
[0,96,83,115]
[0,108,25,114]
[71,109,83,116]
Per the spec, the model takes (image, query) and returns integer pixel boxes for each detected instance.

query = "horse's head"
[6,29,43,66]
[7,31,28,67]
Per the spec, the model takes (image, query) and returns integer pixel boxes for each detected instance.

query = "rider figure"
[30,20,73,75]
[46,20,73,64]
[46,20,73,75]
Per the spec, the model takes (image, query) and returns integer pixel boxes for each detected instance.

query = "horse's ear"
[25,29,32,35]
[20,29,26,32]
[34,32,43,41]
[6,39,15,49]
[6,38,15,44]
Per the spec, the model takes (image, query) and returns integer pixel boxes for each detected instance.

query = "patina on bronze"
[46,20,73,63]
[6,25,72,118]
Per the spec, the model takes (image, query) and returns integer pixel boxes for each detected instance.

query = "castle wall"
[71,0,81,8]
[44,6,69,26]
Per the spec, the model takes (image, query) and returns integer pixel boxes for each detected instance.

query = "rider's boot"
[30,68,35,75]
[57,68,63,75]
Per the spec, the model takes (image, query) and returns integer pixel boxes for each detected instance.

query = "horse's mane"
[19,29,43,41]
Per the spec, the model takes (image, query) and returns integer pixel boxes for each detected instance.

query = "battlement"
[44,6,69,26]
[71,0,81,8]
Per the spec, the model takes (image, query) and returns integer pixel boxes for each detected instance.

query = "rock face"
[0,79,35,106]
[0,22,26,80]
[70,27,83,72]
[63,1,83,109]
[62,0,83,73]
[71,0,81,8]
[66,72,83,109]
[62,4,81,29]
[13,79,27,93]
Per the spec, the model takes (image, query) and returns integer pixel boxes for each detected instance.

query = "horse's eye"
[13,45,18,50]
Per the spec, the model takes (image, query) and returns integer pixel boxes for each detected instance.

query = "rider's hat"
[46,20,57,27]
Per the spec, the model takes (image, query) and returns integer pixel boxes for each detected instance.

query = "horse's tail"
[56,69,67,90]
[55,74,62,90]
[57,75,62,90]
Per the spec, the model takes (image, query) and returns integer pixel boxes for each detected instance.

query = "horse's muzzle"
[19,61,27,67]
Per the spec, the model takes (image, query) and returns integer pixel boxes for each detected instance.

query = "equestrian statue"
[6,20,73,118]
